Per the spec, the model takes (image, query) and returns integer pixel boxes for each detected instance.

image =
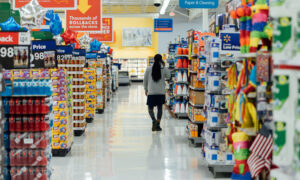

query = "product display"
[2,0,300,179]
[2,69,53,180]
[50,68,73,156]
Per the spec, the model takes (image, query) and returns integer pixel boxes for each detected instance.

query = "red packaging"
[15,98,22,115]
[40,116,46,131]
[21,150,27,166]
[15,115,22,132]
[22,168,29,180]
[10,167,22,180]
[40,168,48,180]
[34,116,40,131]
[28,150,35,165]
[22,98,28,114]
[34,98,41,114]
[10,151,16,166]
[28,98,34,114]
[9,116,16,131]
[40,98,49,114]
[10,133,16,148]
[16,151,22,166]
[39,151,47,166]
[15,133,23,149]
[34,133,39,149]
[23,116,29,132]
[28,168,35,180]
[9,98,16,114]
[28,116,35,131]
[39,133,48,149]
[25,133,34,149]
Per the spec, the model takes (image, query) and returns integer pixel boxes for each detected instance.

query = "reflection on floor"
[51,83,230,180]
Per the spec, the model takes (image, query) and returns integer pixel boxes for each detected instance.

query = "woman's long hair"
[152,54,164,82]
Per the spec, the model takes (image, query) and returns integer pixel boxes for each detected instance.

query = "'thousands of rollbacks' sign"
[179,0,218,8]
[220,32,240,53]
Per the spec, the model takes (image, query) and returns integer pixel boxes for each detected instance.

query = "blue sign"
[169,44,179,54]
[179,0,218,9]
[86,53,97,59]
[31,40,57,68]
[220,32,240,53]
[32,40,56,51]
[56,45,73,55]
[73,49,86,57]
[154,19,173,32]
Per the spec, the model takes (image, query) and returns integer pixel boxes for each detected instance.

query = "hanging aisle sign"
[179,0,218,9]
[14,0,77,9]
[89,18,114,42]
[154,19,173,32]
[66,0,102,32]
[0,32,31,69]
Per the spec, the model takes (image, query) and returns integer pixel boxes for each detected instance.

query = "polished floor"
[52,84,230,180]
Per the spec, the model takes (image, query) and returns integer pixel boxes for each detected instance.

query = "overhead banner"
[66,0,102,32]
[154,19,173,32]
[14,0,77,9]
[179,0,218,9]
[89,18,114,42]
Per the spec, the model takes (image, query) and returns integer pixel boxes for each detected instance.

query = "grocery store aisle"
[52,84,228,180]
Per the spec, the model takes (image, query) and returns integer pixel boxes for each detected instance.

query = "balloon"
[45,10,54,22]
[20,0,47,29]
[90,39,102,52]
[0,17,21,31]
[53,35,63,45]
[78,33,93,50]
[61,28,79,45]
[50,13,62,35]
[109,48,113,54]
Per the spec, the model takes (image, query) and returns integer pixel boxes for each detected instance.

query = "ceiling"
[102,0,227,21]
[102,0,178,14]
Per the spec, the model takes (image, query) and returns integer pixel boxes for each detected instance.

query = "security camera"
[154,0,161,7]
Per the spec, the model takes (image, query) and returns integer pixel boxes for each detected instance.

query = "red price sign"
[66,0,102,32]
[14,0,76,9]
[89,18,114,42]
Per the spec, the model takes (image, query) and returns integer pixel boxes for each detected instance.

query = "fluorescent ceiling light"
[160,0,171,15]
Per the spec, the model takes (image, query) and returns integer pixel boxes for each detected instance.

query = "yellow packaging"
[52,142,60,150]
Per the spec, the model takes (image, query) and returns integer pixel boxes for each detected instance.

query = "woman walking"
[144,54,171,131]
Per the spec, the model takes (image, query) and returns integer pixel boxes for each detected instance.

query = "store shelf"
[206,123,227,130]
[175,81,189,84]
[189,86,205,91]
[237,53,257,58]
[189,70,197,74]
[238,128,257,136]
[189,101,204,108]
[207,163,234,178]
[188,116,205,124]
[188,136,204,147]
[175,55,189,58]
[191,54,198,58]
[174,94,189,98]
[73,120,86,123]
[175,112,188,118]
[174,68,189,71]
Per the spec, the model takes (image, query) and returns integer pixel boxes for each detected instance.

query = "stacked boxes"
[84,68,96,120]
[50,69,73,151]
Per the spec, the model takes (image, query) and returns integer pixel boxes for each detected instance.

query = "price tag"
[0,45,30,69]
[56,45,73,65]
[23,138,33,144]
[31,40,57,68]
[0,32,31,69]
